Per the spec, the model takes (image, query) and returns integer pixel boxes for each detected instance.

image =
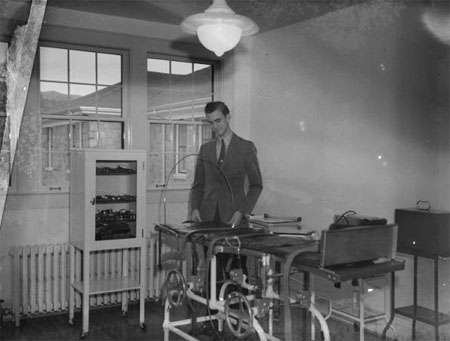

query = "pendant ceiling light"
[180,0,259,57]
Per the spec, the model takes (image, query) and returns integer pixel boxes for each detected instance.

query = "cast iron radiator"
[9,233,170,326]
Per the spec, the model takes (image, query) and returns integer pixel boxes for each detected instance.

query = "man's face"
[206,110,231,138]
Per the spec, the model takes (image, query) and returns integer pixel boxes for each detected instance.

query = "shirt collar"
[218,131,233,148]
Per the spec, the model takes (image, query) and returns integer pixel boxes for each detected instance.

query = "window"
[39,45,126,190]
[147,57,217,189]
[176,124,187,175]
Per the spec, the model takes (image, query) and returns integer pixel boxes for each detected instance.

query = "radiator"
[9,233,172,326]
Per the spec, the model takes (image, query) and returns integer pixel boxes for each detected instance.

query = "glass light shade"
[180,0,258,57]
[197,24,242,57]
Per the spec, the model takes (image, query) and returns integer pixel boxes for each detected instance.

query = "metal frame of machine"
[156,223,404,341]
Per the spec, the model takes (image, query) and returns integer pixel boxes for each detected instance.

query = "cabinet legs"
[411,256,441,341]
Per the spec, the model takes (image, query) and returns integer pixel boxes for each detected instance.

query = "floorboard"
[1,300,386,341]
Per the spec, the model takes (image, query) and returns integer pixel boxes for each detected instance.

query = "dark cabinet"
[394,208,450,341]
[396,208,449,258]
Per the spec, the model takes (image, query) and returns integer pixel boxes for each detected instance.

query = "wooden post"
[0,0,47,229]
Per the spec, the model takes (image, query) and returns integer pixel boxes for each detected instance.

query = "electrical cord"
[335,210,357,225]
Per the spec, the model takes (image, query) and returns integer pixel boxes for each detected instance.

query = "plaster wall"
[243,0,449,338]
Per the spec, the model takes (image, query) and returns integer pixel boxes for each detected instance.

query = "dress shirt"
[216,132,232,161]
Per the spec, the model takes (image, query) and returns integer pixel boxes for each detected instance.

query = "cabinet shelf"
[96,199,137,204]
[395,305,450,326]
[73,277,141,296]
[96,168,137,175]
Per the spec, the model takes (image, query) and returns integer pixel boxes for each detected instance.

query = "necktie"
[218,139,225,166]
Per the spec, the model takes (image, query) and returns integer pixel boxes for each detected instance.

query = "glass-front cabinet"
[69,149,146,337]
[69,149,146,250]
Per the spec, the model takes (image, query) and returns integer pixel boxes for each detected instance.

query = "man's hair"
[204,101,230,116]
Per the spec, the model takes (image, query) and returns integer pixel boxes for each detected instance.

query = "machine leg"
[310,304,330,341]
[359,279,365,341]
[163,299,170,341]
[311,286,316,341]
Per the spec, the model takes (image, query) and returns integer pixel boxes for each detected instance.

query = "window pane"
[70,83,96,98]
[41,119,70,187]
[40,81,69,114]
[98,53,121,85]
[194,63,210,72]
[147,59,169,73]
[69,84,97,115]
[171,61,193,111]
[71,121,92,149]
[70,50,96,84]
[40,47,67,82]
[163,124,175,183]
[148,123,164,186]
[97,84,122,116]
[177,125,187,173]
[98,121,123,149]
[42,151,70,187]
[171,61,192,75]
[147,56,215,189]
[201,125,213,144]
[149,123,163,154]
[68,84,122,116]
[193,64,213,99]
[147,59,170,113]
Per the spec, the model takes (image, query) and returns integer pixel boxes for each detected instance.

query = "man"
[190,101,263,227]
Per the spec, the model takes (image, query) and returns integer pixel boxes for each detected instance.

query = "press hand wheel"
[224,291,254,339]
[165,269,187,307]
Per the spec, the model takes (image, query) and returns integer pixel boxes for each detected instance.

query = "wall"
[242,0,449,339]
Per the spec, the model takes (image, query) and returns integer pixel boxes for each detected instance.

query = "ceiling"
[1,0,368,38]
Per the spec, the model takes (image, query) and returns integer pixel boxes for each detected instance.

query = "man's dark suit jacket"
[191,133,263,225]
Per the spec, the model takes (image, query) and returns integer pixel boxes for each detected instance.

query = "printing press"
[156,220,405,341]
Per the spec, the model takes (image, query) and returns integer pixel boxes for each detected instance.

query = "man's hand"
[228,211,243,228]
[191,209,202,222]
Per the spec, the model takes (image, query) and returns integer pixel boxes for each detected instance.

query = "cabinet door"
[70,149,146,250]
[95,159,140,242]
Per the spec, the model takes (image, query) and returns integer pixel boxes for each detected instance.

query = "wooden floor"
[1,300,386,341]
